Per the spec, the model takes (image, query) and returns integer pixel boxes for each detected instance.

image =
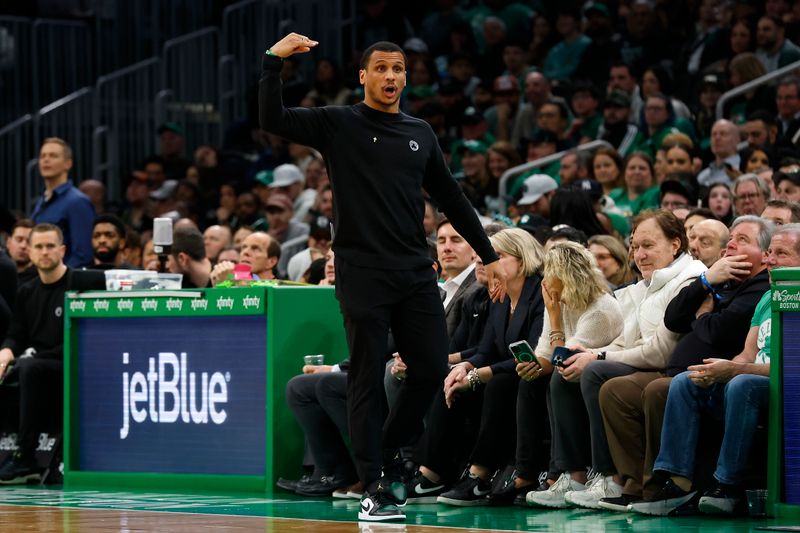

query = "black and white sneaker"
[358,489,405,521]
[406,471,446,504]
[698,483,743,515]
[436,471,491,507]
[628,478,696,516]
[598,494,639,512]
[0,454,41,485]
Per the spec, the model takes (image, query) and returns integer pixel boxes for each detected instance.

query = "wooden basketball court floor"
[0,486,797,532]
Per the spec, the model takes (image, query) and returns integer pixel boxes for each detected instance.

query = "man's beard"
[94,246,119,264]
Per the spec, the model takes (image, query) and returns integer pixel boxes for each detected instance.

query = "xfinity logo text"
[191,299,209,311]
[166,298,183,311]
[93,300,110,312]
[120,352,230,440]
[70,300,86,312]
[242,295,260,309]
[216,296,234,310]
[116,299,134,312]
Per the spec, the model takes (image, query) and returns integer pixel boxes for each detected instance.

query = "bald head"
[203,225,232,263]
[524,71,550,105]
[240,231,278,279]
[710,119,740,160]
[689,219,730,267]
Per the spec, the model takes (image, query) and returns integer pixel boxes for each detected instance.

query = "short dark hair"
[746,109,777,127]
[30,223,64,244]
[93,214,127,240]
[360,41,407,69]
[171,226,205,261]
[685,207,717,221]
[632,209,688,256]
[11,218,34,234]
[766,199,800,223]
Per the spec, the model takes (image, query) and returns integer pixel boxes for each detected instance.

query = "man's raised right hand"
[269,33,319,58]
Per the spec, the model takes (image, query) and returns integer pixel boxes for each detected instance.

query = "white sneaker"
[565,475,623,509]
[526,473,586,508]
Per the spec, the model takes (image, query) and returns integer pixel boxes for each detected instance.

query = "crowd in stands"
[1,0,800,517]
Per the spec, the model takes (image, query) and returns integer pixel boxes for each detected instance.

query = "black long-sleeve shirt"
[259,54,498,270]
[662,268,769,376]
[1,268,70,361]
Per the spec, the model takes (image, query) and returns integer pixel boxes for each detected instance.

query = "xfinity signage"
[77,316,267,475]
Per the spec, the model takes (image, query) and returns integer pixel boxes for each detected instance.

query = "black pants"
[0,357,63,457]
[285,371,355,479]
[515,374,552,480]
[549,360,636,473]
[335,258,449,486]
[421,372,520,483]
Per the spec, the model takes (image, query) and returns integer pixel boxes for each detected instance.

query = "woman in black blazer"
[405,228,546,506]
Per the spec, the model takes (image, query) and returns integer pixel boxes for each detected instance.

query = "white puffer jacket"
[601,252,707,369]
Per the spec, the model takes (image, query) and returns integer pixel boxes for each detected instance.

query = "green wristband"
[265,48,284,61]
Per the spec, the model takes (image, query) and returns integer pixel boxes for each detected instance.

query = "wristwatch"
[596,351,607,361]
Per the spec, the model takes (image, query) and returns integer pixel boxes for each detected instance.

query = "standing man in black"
[260,34,506,522]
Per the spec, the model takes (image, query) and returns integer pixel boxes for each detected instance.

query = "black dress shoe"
[487,469,532,506]
[295,474,353,496]
[276,474,311,492]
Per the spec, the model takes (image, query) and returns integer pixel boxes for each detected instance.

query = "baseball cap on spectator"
[266,193,293,211]
[254,170,273,187]
[605,90,631,108]
[517,174,558,206]
[269,164,304,188]
[462,106,484,125]
[493,75,519,93]
[150,179,179,200]
[403,37,429,54]
[309,217,332,240]
[701,74,724,91]
[458,139,489,154]
[584,1,610,16]
[157,122,184,136]
[571,179,603,200]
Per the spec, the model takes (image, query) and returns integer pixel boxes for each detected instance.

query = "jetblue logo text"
[120,352,230,439]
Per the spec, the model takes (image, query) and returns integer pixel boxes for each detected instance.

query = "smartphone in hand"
[509,340,541,367]
[552,346,579,368]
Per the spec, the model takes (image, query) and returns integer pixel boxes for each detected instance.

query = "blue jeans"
[653,371,769,486]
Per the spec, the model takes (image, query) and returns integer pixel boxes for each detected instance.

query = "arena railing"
[0,114,33,213]
[0,16,33,127]
[716,59,800,120]
[94,57,162,201]
[31,19,92,114]
[497,140,613,215]
[157,27,221,149]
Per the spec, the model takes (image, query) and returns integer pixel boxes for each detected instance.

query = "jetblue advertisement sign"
[77,316,267,475]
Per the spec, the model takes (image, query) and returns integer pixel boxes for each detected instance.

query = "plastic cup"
[746,489,768,517]
[304,354,325,366]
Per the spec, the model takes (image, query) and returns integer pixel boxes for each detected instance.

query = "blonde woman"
[489,242,624,504]
[406,228,546,506]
